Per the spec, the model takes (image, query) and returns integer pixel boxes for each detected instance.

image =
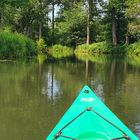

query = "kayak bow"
[47,85,139,140]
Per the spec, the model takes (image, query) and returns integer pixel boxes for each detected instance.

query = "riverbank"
[48,45,74,58]
[47,41,140,59]
[0,30,140,61]
[74,42,140,56]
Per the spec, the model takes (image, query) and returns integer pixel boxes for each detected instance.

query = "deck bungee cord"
[53,107,130,140]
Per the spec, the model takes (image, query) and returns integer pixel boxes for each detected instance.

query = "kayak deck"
[47,85,139,140]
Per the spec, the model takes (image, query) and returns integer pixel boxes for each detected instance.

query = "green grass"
[0,30,37,59]
[126,42,140,56]
[75,41,140,66]
[75,42,112,55]
[75,41,140,56]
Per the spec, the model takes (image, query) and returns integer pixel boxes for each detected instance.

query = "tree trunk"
[86,0,93,45]
[52,0,55,45]
[23,25,27,35]
[39,22,42,39]
[112,19,117,45]
[117,14,120,44]
[0,12,3,27]
[27,26,30,37]
[46,6,49,26]
[39,0,43,39]
[111,8,117,46]
[125,34,129,45]
[86,17,90,45]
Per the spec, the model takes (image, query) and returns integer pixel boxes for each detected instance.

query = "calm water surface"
[0,57,140,140]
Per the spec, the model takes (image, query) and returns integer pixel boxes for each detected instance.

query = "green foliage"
[126,42,140,56]
[37,54,47,64]
[89,42,112,54]
[0,0,139,57]
[75,42,126,55]
[36,38,46,54]
[49,44,73,58]
[75,41,140,57]
[125,0,140,40]
[111,45,126,54]
[0,0,51,42]
[104,0,128,44]
[75,42,112,54]
[56,3,87,46]
[0,30,37,59]
[2,26,12,32]
[126,55,140,66]
[74,44,90,54]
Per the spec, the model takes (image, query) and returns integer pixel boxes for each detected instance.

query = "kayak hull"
[47,85,139,140]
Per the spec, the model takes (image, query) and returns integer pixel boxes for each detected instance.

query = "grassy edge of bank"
[48,44,74,58]
[74,42,140,56]
[0,30,140,61]
[48,42,140,59]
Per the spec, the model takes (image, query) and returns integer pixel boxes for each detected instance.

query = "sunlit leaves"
[125,0,140,39]
[56,3,87,46]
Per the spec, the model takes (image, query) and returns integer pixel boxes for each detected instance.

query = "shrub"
[0,30,37,59]
[75,42,112,54]
[36,38,46,54]
[75,42,131,55]
[49,44,73,58]
[126,42,140,56]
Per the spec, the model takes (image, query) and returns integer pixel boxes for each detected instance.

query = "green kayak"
[47,85,138,140]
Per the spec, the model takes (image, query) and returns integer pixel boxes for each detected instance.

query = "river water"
[0,57,140,139]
